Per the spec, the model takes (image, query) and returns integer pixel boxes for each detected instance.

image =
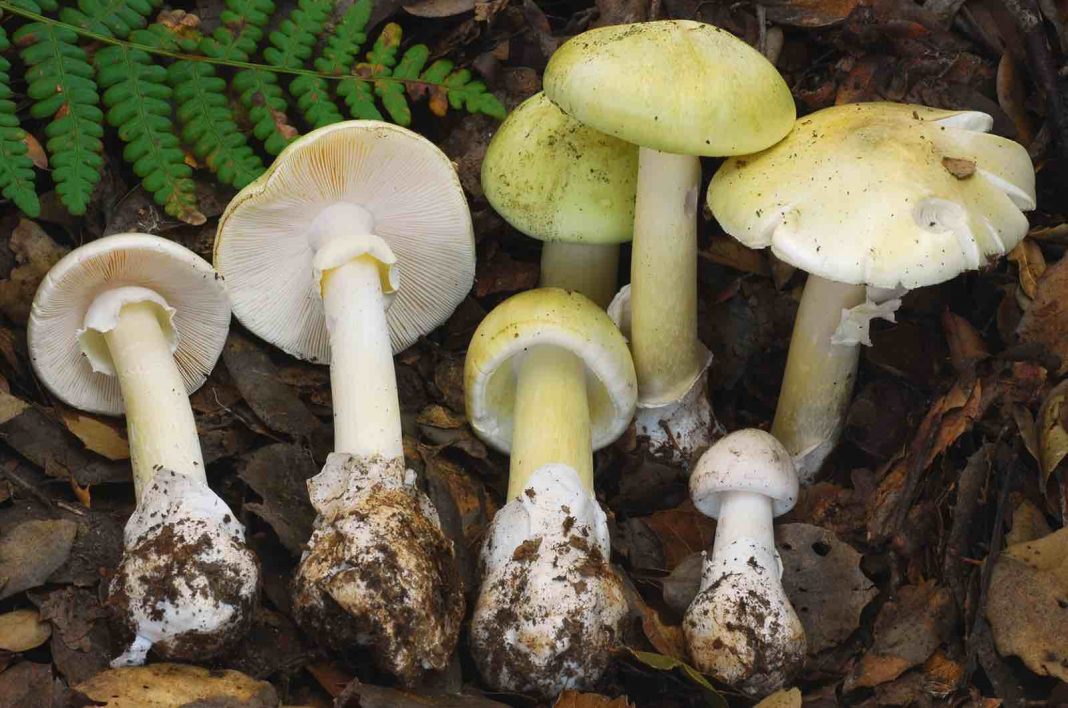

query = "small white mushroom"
[683,429,805,697]
[464,287,637,697]
[27,234,258,666]
[214,121,473,682]
[709,103,1037,481]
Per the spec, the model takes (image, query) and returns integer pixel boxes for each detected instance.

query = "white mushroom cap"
[482,92,638,245]
[214,120,475,363]
[690,429,798,518]
[543,21,796,156]
[28,233,230,416]
[708,102,1037,289]
[464,287,637,454]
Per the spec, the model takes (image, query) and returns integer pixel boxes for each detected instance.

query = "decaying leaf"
[1008,239,1046,299]
[554,691,634,707]
[986,528,1068,681]
[73,664,280,707]
[474,246,538,297]
[34,586,111,685]
[403,0,475,17]
[56,405,129,461]
[1017,254,1068,374]
[1005,498,1052,546]
[701,236,769,276]
[846,582,957,689]
[0,219,69,324]
[0,609,51,652]
[335,678,509,706]
[754,688,802,708]
[640,500,717,570]
[1037,379,1068,485]
[0,519,78,600]
[761,0,860,26]
[0,662,56,706]
[778,523,877,655]
[239,443,319,555]
[625,649,727,707]
[662,551,703,614]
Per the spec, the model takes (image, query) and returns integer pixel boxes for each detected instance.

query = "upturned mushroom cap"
[28,233,230,416]
[464,287,637,454]
[691,429,798,517]
[482,92,638,245]
[708,102,1037,289]
[214,120,475,363]
[543,21,795,156]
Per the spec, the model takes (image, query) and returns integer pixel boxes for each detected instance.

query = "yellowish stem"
[508,345,592,498]
[540,241,620,308]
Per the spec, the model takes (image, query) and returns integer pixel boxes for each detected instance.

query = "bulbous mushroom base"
[292,454,463,685]
[107,470,259,666]
[635,369,722,468]
[471,464,627,698]
[683,565,806,697]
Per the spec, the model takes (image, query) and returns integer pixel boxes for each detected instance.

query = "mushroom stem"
[322,256,403,460]
[631,147,707,406]
[509,345,592,498]
[540,241,619,308]
[104,301,205,501]
[771,275,866,481]
[705,492,777,580]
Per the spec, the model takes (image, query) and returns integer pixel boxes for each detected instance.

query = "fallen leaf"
[778,523,878,655]
[34,586,111,685]
[996,53,1033,146]
[847,581,957,689]
[641,500,718,570]
[22,133,47,169]
[0,662,56,707]
[1037,379,1068,485]
[335,679,509,706]
[755,688,802,708]
[555,691,633,707]
[74,663,279,707]
[701,236,770,276]
[942,156,976,179]
[0,609,51,652]
[239,443,319,555]
[629,590,688,660]
[661,552,703,614]
[307,662,354,698]
[0,519,78,599]
[56,405,129,461]
[403,0,475,16]
[986,528,1068,681]
[1007,239,1046,299]
[942,309,988,372]
[0,219,69,324]
[1017,254,1068,374]
[1005,498,1052,546]
[762,0,860,26]
[625,649,727,707]
[474,246,538,297]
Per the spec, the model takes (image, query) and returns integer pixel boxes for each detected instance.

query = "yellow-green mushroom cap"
[482,93,638,245]
[464,287,637,454]
[708,102,1037,289]
[543,21,796,156]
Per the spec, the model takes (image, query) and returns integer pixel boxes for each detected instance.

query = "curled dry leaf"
[56,405,129,461]
[1037,379,1068,485]
[1007,239,1046,300]
[73,664,280,707]
[986,528,1068,681]
[942,309,988,373]
[0,519,78,600]
[701,236,770,276]
[0,609,51,652]
[1017,253,1068,375]
[0,219,69,324]
[641,500,718,570]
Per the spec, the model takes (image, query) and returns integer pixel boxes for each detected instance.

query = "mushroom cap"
[482,92,638,245]
[708,102,1037,289]
[28,233,230,417]
[464,287,637,454]
[214,120,475,363]
[690,429,798,518]
[543,21,796,156]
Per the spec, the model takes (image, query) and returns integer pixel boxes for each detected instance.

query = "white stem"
[104,301,204,502]
[703,492,777,586]
[631,147,706,406]
[772,275,867,481]
[322,257,403,460]
[509,345,592,498]
[540,241,620,308]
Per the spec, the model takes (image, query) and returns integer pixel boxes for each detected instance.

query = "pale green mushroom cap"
[543,21,796,156]
[708,102,1037,289]
[482,93,638,245]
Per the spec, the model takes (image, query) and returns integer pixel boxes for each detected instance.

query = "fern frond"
[232,69,295,155]
[379,43,427,126]
[0,26,39,216]
[169,61,264,188]
[200,0,275,62]
[338,22,404,122]
[58,0,159,39]
[14,21,102,215]
[96,45,204,224]
[419,58,506,120]
[264,0,331,69]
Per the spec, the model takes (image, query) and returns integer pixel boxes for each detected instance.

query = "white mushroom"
[464,287,637,697]
[709,103,1036,481]
[28,233,257,666]
[684,429,804,697]
[543,20,795,465]
[214,120,472,682]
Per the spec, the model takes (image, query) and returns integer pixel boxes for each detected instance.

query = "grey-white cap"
[690,429,798,518]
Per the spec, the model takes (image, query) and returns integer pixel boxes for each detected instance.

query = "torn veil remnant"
[464,288,637,697]
[709,102,1036,482]
[214,120,472,682]
[543,21,796,467]
[27,233,258,666]
[684,429,805,698]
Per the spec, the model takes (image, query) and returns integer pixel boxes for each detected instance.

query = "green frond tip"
[96,45,204,225]
[0,32,39,217]
[418,59,506,120]
[168,61,264,188]
[58,0,161,40]
[233,68,299,155]
[316,0,371,74]
[200,0,275,61]
[264,0,332,69]
[14,21,102,215]
[377,43,427,127]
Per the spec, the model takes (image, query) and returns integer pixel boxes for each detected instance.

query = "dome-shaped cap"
[690,429,798,518]
[465,287,637,454]
[214,120,475,363]
[482,92,638,245]
[709,102,1037,289]
[543,21,796,156]
[28,233,230,416]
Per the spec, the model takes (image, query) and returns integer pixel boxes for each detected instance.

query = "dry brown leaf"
[762,0,860,26]
[942,309,988,372]
[74,663,279,706]
[1005,498,1052,546]
[0,219,69,324]
[1017,254,1068,374]
[1008,239,1046,299]
[306,662,353,698]
[22,133,47,169]
[0,609,51,652]
[701,236,769,276]
[986,528,1068,681]
[942,156,977,179]
[923,649,966,694]
[474,247,538,297]
[754,688,802,708]
[996,53,1033,146]
[630,590,688,661]
[0,519,78,600]
[1037,379,1068,484]
[554,691,634,708]
[56,405,129,461]
[403,0,475,17]
[641,500,717,570]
